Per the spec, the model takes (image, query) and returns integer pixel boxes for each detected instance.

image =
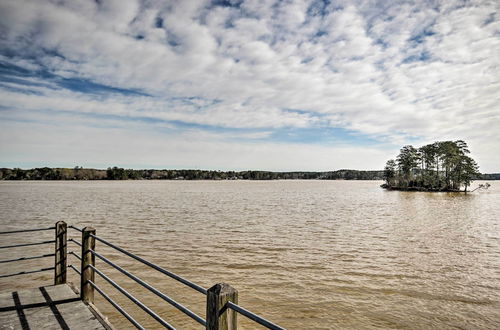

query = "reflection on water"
[1,181,499,329]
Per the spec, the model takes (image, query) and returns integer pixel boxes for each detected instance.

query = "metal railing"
[89,233,207,295]
[89,247,205,326]
[1,222,286,330]
[0,226,56,279]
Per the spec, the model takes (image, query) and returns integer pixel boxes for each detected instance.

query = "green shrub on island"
[382,140,480,192]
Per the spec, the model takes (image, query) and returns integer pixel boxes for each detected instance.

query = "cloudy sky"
[0,0,499,172]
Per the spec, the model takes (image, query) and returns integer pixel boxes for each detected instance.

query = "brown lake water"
[0,180,499,329]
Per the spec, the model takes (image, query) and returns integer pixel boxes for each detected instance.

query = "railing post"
[54,221,67,285]
[206,283,238,330]
[81,226,96,304]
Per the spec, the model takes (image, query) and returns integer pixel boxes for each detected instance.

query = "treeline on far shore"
[1,167,498,181]
[0,167,385,180]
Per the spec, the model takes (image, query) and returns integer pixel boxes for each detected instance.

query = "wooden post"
[54,221,67,285]
[206,283,238,330]
[81,226,96,304]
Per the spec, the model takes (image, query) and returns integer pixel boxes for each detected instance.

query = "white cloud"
[0,0,499,171]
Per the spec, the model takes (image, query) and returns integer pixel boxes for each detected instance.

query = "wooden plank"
[0,284,107,329]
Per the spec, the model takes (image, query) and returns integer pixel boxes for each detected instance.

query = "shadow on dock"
[0,284,107,330]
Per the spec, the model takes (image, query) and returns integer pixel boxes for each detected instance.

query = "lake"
[0,180,499,329]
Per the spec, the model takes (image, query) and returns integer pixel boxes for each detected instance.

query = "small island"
[382,140,480,192]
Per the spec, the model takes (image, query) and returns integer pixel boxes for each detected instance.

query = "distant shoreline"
[1,167,499,181]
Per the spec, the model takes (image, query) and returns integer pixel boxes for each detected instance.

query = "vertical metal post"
[207,283,238,330]
[54,221,67,285]
[81,226,96,304]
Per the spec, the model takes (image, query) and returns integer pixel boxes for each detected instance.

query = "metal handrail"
[0,228,55,279]
[89,233,207,295]
[90,248,206,326]
[68,264,81,276]
[0,240,55,249]
[68,225,83,232]
[0,267,55,278]
[68,238,82,247]
[228,301,285,330]
[0,227,55,234]
[69,251,82,260]
[0,253,54,264]
[88,280,144,330]
[86,232,285,329]
[88,264,176,330]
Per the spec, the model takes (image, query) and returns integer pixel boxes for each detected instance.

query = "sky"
[0,0,499,172]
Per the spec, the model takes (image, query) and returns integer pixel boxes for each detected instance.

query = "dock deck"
[0,284,109,330]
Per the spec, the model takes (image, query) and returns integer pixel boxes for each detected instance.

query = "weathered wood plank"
[0,284,107,329]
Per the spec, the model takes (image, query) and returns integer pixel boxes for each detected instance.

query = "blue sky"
[0,0,499,171]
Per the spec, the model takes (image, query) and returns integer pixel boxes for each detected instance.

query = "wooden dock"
[0,284,110,330]
[1,222,285,330]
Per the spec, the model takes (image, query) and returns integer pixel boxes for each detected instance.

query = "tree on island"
[382,140,480,192]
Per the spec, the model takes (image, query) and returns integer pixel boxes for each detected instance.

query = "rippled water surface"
[1,180,499,329]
